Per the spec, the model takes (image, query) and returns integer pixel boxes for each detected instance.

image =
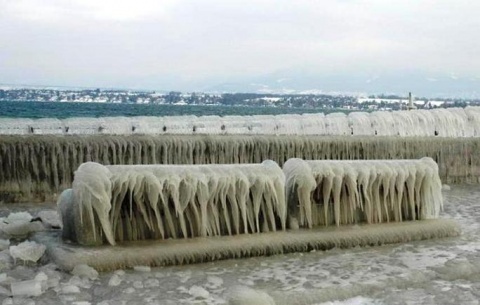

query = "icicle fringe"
[1,135,478,203]
[284,158,443,228]
[62,161,286,246]
[60,157,444,246]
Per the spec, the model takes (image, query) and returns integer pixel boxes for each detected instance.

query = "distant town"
[1,88,479,111]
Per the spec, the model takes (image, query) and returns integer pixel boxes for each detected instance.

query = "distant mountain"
[202,69,480,98]
[3,69,479,99]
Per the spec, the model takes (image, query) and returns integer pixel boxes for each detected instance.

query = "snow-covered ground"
[0,185,479,304]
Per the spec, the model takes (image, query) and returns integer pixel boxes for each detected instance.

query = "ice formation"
[2,106,480,136]
[0,212,45,239]
[1,134,476,203]
[61,161,286,245]
[0,239,10,251]
[9,240,46,264]
[10,279,43,297]
[57,156,446,251]
[226,285,275,305]
[71,264,99,280]
[2,107,478,204]
[283,158,443,228]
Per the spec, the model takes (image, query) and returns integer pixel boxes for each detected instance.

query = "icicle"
[284,158,444,229]
[71,162,115,245]
[331,165,345,226]
[283,158,316,228]
[63,161,285,245]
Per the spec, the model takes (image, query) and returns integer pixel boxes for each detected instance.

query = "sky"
[1,0,479,96]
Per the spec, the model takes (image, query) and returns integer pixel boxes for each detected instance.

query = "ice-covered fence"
[0,118,34,135]
[465,107,480,136]
[3,106,480,136]
[59,160,286,246]
[62,117,100,134]
[29,118,64,135]
[283,158,443,228]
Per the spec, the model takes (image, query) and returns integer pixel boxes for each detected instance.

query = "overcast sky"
[1,0,479,94]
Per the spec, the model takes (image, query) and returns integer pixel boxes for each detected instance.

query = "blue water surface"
[0,101,328,119]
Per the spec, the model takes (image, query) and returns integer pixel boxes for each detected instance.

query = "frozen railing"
[1,107,480,137]
[58,160,286,246]
[283,157,443,229]
[59,157,444,248]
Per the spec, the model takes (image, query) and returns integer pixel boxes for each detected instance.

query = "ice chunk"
[34,271,48,291]
[114,270,125,276]
[133,281,143,289]
[8,299,43,305]
[0,250,12,271]
[144,278,160,288]
[0,212,43,239]
[0,285,8,296]
[39,263,62,289]
[189,285,210,299]
[11,279,43,297]
[0,240,10,251]
[5,213,32,223]
[226,285,275,305]
[37,210,62,229]
[442,184,451,191]
[124,287,135,294]
[60,284,81,294]
[108,274,122,287]
[207,276,223,288]
[68,275,92,289]
[9,241,46,264]
[71,264,99,280]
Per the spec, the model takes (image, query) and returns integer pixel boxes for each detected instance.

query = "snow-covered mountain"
[203,69,480,98]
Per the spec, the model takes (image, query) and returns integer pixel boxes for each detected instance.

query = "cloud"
[0,0,479,94]
[1,0,176,22]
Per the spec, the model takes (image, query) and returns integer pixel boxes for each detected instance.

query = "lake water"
[0,185,478,304]
[0,101,326,119]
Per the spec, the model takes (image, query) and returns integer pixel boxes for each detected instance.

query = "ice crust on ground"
[284,158,443,228]
[63,161,286,245]
[0,177,477,305]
